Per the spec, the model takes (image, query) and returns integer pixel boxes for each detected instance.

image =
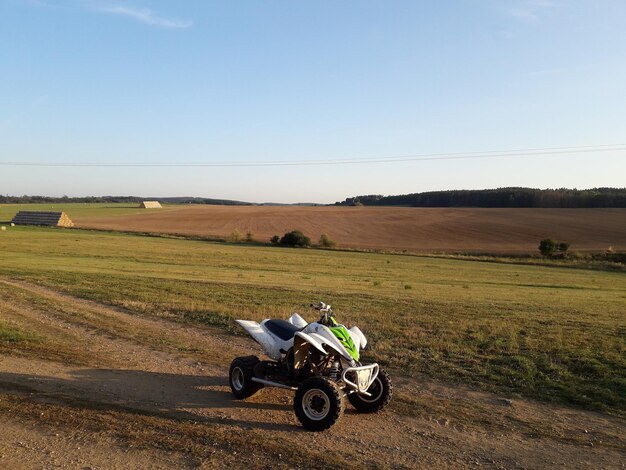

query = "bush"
[606,252,626,264]
[539,238,571,257]
[245,231,254,242]
[270,235,280,245]
[230,229,243,242]
[319,234,336,248]
[538,238,558,257]
[279,230,311,247]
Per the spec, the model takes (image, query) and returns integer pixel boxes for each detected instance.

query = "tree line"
[0,195,250,205]
[335,188,626,208]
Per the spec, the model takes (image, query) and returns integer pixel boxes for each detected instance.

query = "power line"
[0,143,624,168]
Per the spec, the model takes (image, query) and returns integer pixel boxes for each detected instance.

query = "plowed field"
[75,206,626,254]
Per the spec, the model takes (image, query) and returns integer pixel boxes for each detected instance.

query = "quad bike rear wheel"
[229,356,263,399]
[348,367,393,413]
[294,377,344,431]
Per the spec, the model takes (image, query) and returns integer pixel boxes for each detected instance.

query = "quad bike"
[229,302,392,431]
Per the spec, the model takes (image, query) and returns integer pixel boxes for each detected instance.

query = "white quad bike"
[229,302,392,431]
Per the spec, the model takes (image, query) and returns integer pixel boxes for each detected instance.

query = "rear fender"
[288,313,308,328]
[235,320,281,360]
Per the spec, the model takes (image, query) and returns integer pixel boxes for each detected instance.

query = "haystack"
[11,211,74,227]
[140,201,162,209]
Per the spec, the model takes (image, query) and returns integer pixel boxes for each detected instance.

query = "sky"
[1,0,625,203]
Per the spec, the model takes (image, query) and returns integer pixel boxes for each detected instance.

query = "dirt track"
[1,278,625,469]
[75,206,626,254]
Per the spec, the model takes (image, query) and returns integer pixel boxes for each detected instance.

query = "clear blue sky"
[1,0,625,203]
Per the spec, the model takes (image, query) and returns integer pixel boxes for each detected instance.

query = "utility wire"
[0,144,623,168]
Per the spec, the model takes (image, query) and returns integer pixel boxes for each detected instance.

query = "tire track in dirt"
[1,278,624,469]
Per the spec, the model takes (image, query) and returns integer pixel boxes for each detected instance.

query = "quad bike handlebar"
[310,301,331,311]
[311,301,336,326]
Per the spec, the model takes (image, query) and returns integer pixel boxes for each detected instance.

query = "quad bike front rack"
[342,363,379,396]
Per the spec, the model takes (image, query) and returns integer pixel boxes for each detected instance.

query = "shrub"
[538,238,558,257]
[279,230,311,247]
[270,235,280,245]
[230,229,243,242]
[245,231,254,242]
[607,252,626,264]
[539,238,571,257]
[319,233,336,248]
[569,251,583,260]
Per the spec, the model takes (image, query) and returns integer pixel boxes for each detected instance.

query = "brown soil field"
[76,206,626,254]
[2,278,624,469]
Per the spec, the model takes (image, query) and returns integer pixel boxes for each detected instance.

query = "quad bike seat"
[264,319,302,341]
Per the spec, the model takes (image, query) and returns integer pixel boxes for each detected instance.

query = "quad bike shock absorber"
[329,360,340,381]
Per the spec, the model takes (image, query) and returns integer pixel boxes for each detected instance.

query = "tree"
[539,238,558,257]
[319,233,336,248]
[279,230,311,247]
[245,231,254,242]
[557,242,570,253]
[270,235,280,245]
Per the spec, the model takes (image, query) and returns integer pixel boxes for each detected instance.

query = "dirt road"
[0,278,624,469]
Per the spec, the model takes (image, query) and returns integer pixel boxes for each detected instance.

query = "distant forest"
[0,195,251,205]
[335,188,626,208]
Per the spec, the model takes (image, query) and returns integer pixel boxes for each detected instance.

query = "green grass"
[0,226,625,414]
[0,323,40,343]
[0,202,179,221]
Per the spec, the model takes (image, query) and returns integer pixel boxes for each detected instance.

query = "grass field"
[0,202,151,221]
[0,202,179,220]
[1,225,624,415]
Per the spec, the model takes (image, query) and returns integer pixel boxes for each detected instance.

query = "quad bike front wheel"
[348,367,393,413]
[294,377,344,431]
[229,356,263,399]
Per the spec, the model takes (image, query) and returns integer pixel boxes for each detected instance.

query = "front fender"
[294,332,327,355]
[312,335,354,362]
[348,326,367,350]
[302,323,357,362]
